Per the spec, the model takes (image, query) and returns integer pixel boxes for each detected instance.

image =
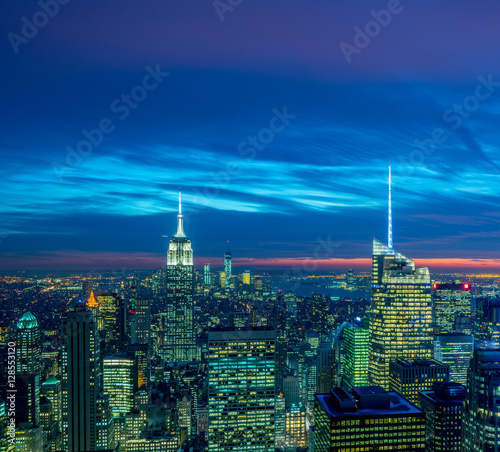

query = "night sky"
[1,0,500,271]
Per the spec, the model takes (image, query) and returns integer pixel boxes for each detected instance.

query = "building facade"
[207,327,276,451]
[369,239,433,389]
[314,386,426,452]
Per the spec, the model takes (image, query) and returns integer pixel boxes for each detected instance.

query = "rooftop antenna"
[388,165,393,250]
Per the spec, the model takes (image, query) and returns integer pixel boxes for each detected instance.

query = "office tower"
[164,191,197,362]
[16,312,42,376]
[275,393,286,450]
[432,282,472,334]
[433,333,473,385]
[314,386,426,451]
[388,359,449,405]
[224,242,232,281]
[285,404,308,449]
[103,355,135,416]
[242,270,250,285]
[203,263,211,286]
[40,396,58,451]
[369,239,433,389]
[305,356,318,410]
[207,327,276,451]
[15,312,42,437]
[41,375,62,437]
[132,297,151,345]
[283,374,301,409]
[128,344,150,389]
[418,382,466,452]
[342,321,369,390]
[462,348,500,452]
[317,340,336,393]
[311,293,329,338]
[474,297,500,347]
[64,305,114,451]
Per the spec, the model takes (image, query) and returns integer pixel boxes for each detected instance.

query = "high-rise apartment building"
[433,333,473,385]
[388,359,449,405]
[432,282,472,334]
[418,382,466,452]
[164,191,197,362]
[207,327,276,451]
[314,386,426,451]
[369,239,433,389]
[462,348,500,452]
[342,321,369,390]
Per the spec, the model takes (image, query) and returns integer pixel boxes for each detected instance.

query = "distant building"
[203,263,211,286]
[207,327,276,451]
[224,243,232,282]
[418,382,466,452]
[241,270,251,285]
[314,386,426,451]
[369,239,433,389]
[389,359,449,404]
[432,282,472,334]
[433,333,473,385]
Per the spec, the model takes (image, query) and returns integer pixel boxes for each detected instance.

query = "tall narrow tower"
[164,189,197,362]
[368,170,433,389]
[224,241,232,284]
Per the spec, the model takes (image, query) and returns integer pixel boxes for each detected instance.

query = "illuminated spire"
[388,166,393,250]
[174,188,186,238]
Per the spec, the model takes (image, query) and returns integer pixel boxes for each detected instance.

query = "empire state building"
[163,191,198,362]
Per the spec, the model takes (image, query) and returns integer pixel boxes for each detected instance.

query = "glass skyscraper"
[368,238,433,389]
[207,327,276,451]
[433,333,473,385]
[342,321,369,390]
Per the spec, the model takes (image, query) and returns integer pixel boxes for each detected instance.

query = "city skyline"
[2,1,500,271]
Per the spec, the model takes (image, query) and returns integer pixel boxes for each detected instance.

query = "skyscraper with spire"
[368,168,433,389]
[224,241,232,287]
[163,190,197,362]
